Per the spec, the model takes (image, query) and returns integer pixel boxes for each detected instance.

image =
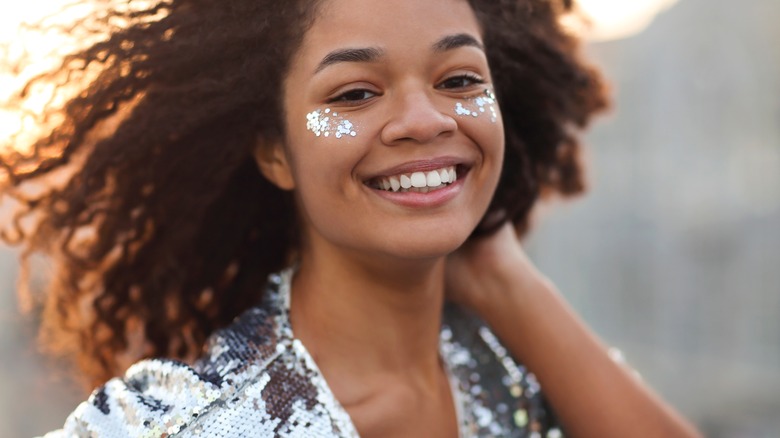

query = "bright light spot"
[563,0,681,42]
[0,1,98,155]
[0,1,61,40]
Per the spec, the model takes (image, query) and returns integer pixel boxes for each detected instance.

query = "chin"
[374,225,473,261]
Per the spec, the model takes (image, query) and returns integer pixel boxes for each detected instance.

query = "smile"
[368,166,458,193]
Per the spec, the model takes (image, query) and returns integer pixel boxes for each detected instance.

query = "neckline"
[275,267,466,437]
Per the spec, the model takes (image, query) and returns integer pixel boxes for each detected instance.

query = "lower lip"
[367,177,464,208]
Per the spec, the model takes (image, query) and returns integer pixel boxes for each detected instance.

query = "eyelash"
[438,73,486,90]
[327,89,377,104]
[326,74,486,104]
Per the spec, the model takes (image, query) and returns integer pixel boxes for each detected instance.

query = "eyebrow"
[314,47,385,74]
[313,33,484,74]
[432,33,484,53]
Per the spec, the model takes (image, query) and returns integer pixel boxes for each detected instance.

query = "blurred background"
[1,0,778,436]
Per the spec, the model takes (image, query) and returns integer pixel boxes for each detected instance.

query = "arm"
[446,223,702,438]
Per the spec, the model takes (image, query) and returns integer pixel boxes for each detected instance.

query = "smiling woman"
[1,0,700,437]
[272,3,505,263]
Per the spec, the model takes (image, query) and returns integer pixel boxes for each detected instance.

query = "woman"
[2,0,701,436]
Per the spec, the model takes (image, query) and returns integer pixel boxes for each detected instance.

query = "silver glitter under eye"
[306,108,358,139]
[454,88,498,123]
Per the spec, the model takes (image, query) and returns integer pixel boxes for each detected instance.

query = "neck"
[290,240,447,393]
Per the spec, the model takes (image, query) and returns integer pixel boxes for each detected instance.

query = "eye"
[438,74,486,90]
[327,89,377,104]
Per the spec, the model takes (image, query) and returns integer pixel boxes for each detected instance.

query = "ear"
[252,139,296,191]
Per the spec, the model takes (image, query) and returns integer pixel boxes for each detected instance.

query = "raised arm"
[446,223,702,438]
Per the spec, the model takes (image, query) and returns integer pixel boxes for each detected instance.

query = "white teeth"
[372,165,459,192]
[389,176,400,192]
[410,172,427,188]
[426,171,441,187]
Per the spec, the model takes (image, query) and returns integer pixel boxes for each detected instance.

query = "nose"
[380,89,457,145]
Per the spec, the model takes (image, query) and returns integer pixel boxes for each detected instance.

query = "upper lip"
[364,156,468,181]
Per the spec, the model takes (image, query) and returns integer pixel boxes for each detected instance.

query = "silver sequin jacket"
[43,269,563,437]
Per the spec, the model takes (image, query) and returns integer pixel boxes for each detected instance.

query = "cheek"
[452,89,500,124]
[286,138,362,242]
[454,96,505,166]
[288,108,368,198]
[305,107,360,139]
[291,105,365,176]
[452,90,504,154]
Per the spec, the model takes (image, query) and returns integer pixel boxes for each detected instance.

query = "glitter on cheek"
[306,108,358,139]
[453,89,499,123]
[455,102,472,116]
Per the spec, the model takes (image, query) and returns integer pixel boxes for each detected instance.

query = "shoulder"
[42,270,357,437]
[43,299,286,438]
[41,359,222,437]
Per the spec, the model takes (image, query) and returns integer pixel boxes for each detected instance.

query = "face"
[272,0,504,261]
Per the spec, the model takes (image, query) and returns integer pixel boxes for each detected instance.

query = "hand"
[447,225,704,438]
[445,222,553,321]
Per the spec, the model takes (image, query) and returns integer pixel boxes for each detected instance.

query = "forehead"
[297,0,482,65]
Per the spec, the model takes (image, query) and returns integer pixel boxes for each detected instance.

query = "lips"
[363,157,469,193]
[369,165,458,193]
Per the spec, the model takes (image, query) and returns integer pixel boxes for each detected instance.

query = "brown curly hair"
[0,0,607,389]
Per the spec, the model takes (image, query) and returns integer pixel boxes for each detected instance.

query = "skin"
[255,0,703,437]
[257,0,500,435]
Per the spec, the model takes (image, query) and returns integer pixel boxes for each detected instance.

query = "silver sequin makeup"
[306,108,358,139]
[454,88,498,123]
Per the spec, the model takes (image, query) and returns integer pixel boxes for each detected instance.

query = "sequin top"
[42,268,564,438]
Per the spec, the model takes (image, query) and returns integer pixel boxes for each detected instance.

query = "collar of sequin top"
[306,108,358,139]
[454,88,498,123]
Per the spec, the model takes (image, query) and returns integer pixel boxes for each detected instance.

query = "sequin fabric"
[42,269,563,437]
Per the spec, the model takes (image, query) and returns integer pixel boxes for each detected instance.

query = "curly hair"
[0,0,607,388]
